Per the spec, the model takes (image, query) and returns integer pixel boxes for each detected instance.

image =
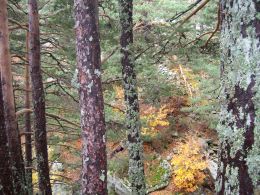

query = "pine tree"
[216,1,260,194]
[28,0,52,194]
[74,0,107,194]
[119,0,147,194]
[24,31,33,195]
[0,72,14,195]
[0,0,27,193]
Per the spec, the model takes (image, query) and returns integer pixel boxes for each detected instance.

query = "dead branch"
[16,109,80,128]
[167,0,203,22]
[184,31,213,47]
[202,3,221,48]
[178,0,211,27]
[101,47,119,65]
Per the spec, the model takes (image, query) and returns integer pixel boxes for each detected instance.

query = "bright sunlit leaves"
[171,135,207,192]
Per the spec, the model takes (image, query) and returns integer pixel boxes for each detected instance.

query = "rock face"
[107,160,172,195]
[52,182,72,195]
[208,160,218,180]
[107,175,131,195]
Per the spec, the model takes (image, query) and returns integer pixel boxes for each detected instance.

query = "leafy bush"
[141,105,170,137]
[171,136,207,192]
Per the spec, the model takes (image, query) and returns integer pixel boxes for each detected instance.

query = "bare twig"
[202,3,220,48]
[183,31,213,47]
[101,47,119,65]
[16,109,80,128]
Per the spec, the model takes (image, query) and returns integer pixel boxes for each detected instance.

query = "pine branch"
[167,0,203,22]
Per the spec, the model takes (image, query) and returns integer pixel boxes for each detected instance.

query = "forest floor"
[108,96,218,194]
[59,95,219,194]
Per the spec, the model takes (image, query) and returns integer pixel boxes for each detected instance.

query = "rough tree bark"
[28,0,52,194]
[119,0,147,194]
[0,73,14,195]
[216,1,260,194]
[0,0,27,193]
[25,31,33,195]
[74,0,107,194]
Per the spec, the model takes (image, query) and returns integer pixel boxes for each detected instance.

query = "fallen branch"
[179,64,193,97]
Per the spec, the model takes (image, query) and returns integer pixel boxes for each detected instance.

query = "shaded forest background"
[1,0,259,194]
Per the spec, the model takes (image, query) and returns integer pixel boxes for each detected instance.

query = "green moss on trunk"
[119,0,147,194]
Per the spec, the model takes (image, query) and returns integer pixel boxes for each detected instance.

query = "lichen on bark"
[74,0,107,194]
[119,0,147,194]
[216,0,260,194]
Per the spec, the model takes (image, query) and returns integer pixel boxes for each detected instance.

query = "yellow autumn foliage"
[113,85,124,100]
[141,105,170,137]
[112,85,170,138]
[171,136,207,192]
[148,106,170,127]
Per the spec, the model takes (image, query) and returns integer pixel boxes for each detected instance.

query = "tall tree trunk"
[0,0,27,194]
[216,1,260,194]
[25,31,33,195]
[0,72,14,195]
[74,0,107,194]
[28,0,52,194]
[119,0,147,194]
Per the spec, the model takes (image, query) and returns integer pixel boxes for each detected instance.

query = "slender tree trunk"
[0,0,27,194]
[74,0,107,194]
[119,0,147,194]
[0,72,14,195]
[216,1,260,194]
[28,0,52,194]
[25,31,33,195]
